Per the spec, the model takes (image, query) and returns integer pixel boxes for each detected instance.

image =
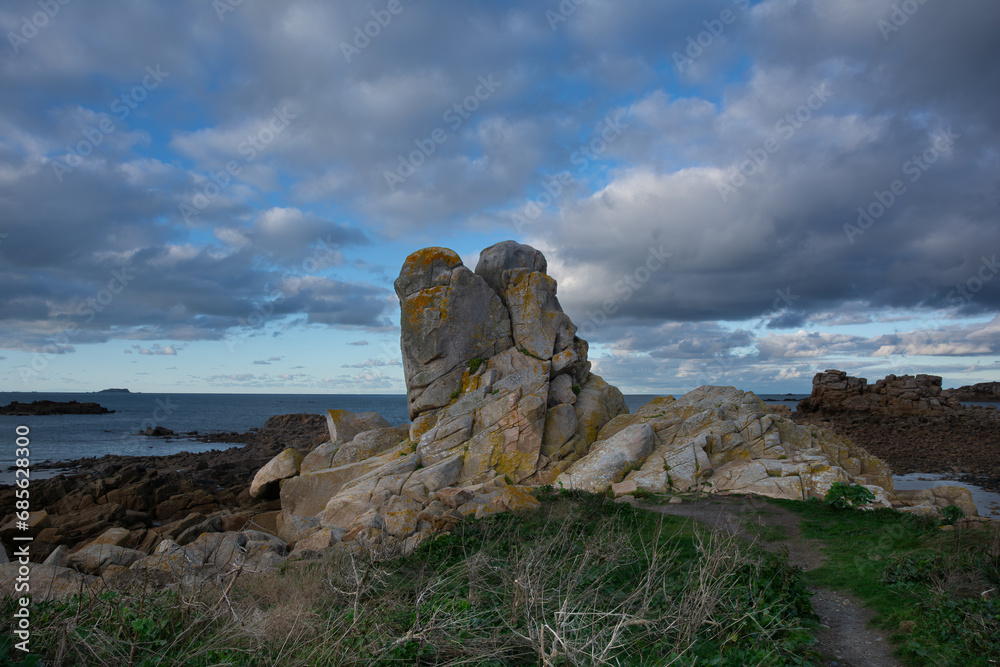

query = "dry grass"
[4,493,816,666]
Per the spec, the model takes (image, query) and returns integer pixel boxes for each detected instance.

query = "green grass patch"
[770,497,1000,666]
[8,493,822,666]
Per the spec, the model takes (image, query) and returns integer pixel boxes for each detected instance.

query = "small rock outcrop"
[952,381,1000,402]
[798,369,962,415]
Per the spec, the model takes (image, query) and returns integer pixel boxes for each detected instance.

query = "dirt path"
[633,495,903,667]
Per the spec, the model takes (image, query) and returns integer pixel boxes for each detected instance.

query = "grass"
[517,348,544,361]
[4,491,820,666]
[770,497,1000,666]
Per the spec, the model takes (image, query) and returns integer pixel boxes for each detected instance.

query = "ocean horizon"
[0,390,809,484]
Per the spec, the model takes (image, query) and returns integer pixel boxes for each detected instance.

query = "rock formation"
[248,242,947,559]
[6,243,989,599]
[798,369,962,415]
[263,241,621,554]
[556,387,894,503]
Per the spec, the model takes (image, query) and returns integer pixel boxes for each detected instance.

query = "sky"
[1,0,999,396]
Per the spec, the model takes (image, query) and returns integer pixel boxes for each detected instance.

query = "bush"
[825,482,876,509]
[940,504,965,526]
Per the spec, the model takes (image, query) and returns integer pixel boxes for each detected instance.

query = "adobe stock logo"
[843,127,958,245]
[947,256,999,307]
[7,0,72,54]
[51,65,169,182]
[383,75,501,192]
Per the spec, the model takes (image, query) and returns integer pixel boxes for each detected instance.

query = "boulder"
[300,440,339,474]
[276,511,320,543]
[82,526,133,549]
[43,545,69,567]
[556,423,656,492]
[67,544,146,575]
[325,409,391,444]
[542,403,578,454]
[0,510,50,541]
[474,239,548,297]
[291,526,340,555]
[894,486,979,518]
[560,386,896,505]
[280,462,377,517]
[331,425,410,466]
[250,448,304,499]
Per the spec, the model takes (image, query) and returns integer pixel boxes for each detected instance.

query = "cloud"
[323,370,404,390]
[2,0,999,393]
[128,343,184,356]
[341,358,403,369]
[209,374,257,383]
[348,340,370,346]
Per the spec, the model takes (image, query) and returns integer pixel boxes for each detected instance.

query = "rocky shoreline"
[791,408,1000,492]
[0,414,328,565]
[792,368,1000,492]
[0,399,114,415]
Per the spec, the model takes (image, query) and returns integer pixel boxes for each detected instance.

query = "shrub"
[825,482,876,510]
[940,504,965,526]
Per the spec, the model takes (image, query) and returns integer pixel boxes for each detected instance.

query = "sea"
[0,391,804,485]
[4,391,998,517]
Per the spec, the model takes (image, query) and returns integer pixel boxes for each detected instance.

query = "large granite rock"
[255,242,622,552]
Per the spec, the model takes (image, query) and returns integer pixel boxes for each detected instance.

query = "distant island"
[0,400,114,416]
[97,388,131,393]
